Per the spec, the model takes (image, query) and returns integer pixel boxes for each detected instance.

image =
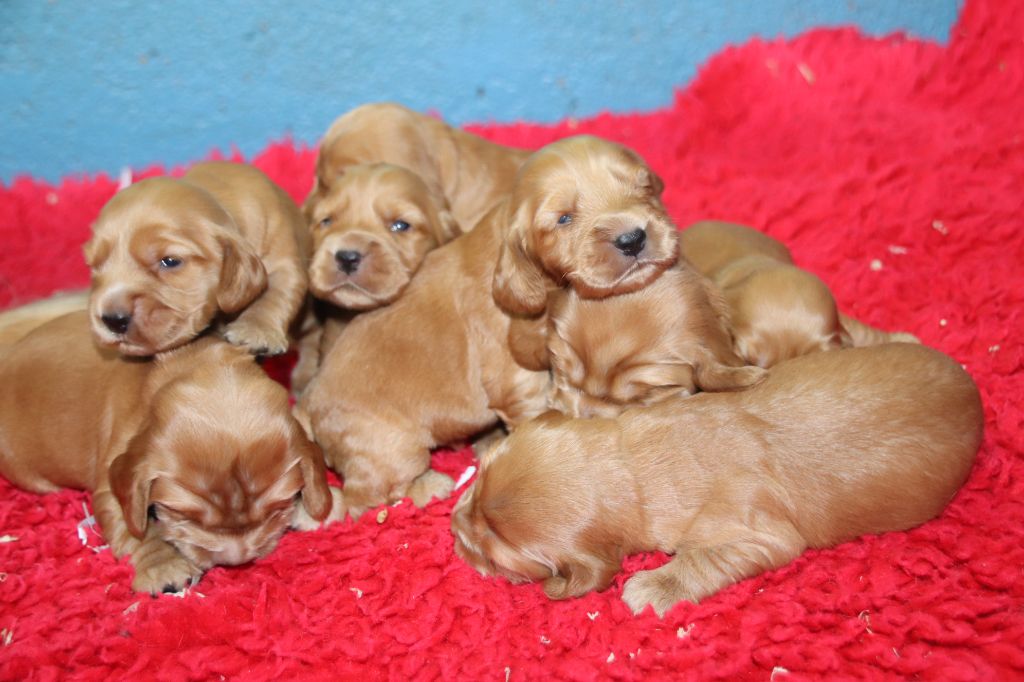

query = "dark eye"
[390,220,411,233]
[557,214,573,225]
[318,217,333,229]
[159,256,182,269]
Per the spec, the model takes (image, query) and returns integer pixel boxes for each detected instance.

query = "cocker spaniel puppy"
[84,161,308,357]
[304,102,529,229]
[453,343,982,616]
[0,311,334,594]
[547,263,766,418]
[492,135,679,317]
[680,221,918,367]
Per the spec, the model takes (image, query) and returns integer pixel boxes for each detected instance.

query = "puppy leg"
[290,323,323,396]
[224,257,307,356]
[93,487,201,594]
[406,470,455,507]
[622,524,806,616]
[693,355,767,393]
[291,485,347,531]
[839,313,920,346]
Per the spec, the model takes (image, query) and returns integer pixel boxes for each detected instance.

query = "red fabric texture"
[2,1,1023,678]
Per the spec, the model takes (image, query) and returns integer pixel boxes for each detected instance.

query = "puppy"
[547,264,766,418]
[0,311,332,594]
[493,135,679,315]
[453,343,983,616]
[290,163,464,393]
[305,102,530,229]
[299,135,657,519]
[84,161,309,357]
[680,221,918,367]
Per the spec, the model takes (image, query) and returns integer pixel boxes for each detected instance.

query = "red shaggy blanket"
[2,1,1023,678]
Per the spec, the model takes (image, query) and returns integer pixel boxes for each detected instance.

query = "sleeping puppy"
[305,102,530,229]
[290,162,464,394]
[0,311,333,594]
[84,161,309,357]
[680,221,918,367]
[547,264,766,418]
[452,343,983,616]
[298,136,658,519]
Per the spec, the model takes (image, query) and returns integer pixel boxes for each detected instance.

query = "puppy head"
[306,163,459,310]
[493,135,678,315]
[84,177,267,356]
[303,103,457,222]
[451,412,629,600]
[725,265,845,368]
[549,269,764,418]
[108,341,330,570]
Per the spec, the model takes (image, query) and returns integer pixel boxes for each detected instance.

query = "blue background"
[0,1,960,182]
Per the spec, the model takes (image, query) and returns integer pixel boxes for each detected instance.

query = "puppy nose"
[335,250,362,274]
[100,311,132,335]
[614,228,647,257]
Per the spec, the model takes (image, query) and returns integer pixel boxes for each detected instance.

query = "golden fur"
[0,289,89,346]
[546,264,766,417]
[304,102,529,229]
[453,343,983,616]
[680,221,918,367]
[84,161,308,357]
[0,311,332,593]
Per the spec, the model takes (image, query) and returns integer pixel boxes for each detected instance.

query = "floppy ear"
[492,206,550,315]
[290,421,331,521]
[108,435,156,539]
[216,231,268,313]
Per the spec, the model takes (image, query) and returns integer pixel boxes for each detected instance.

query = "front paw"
[223,319,289,356]
[407,470,455,507]
[291,486,347,531]
[131,550,203,595]
[622,566,690,617]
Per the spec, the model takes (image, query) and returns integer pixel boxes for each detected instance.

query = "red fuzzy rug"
[2,1,1023,678]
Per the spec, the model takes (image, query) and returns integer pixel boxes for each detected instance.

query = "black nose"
[101,312,131,335]
[335,250,362,274]
[613,228,647,257]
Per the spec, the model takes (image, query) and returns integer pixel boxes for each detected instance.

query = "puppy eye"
[159,256,183,269]
[390,220,411,233]
[318,217,333,229]
[557,214,573,225]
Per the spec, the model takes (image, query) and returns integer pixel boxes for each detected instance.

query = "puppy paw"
[622,566,691,617]
[407,470,455,507]
[890,331,921,344]
[223,320,290,356]
[131,551,203,595]
[291,486,347,531]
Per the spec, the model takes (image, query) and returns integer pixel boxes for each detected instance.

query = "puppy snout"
[335,249,362,274]
[613,228,647,257]
[100,311,132,335]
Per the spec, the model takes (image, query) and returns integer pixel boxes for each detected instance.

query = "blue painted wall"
[0,1,960,182]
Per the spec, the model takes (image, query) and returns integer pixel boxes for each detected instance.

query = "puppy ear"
[493,207,549,315]
[291,422,331,521]
[638,167,665,197]
[217,231,268,313]
[108,438,155,539]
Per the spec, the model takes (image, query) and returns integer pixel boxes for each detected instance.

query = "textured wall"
[0,0,959,182]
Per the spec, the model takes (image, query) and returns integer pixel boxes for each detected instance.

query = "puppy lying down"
[452,343,983,616]
[84,161,308,357]
[680,221,918,368]
[0,311,334,593]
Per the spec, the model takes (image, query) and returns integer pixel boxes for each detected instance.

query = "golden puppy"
[306,163,460,311]
[84,161,309,357]
[305,102,530,229]
[492,135,680,317]
[0,311,332,594]
[680,221,917,367]
[547,264,766,418]
[454,343,982,616]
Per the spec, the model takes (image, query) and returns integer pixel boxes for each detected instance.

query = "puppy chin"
[569,256,674,299]
[311,270,410,310]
